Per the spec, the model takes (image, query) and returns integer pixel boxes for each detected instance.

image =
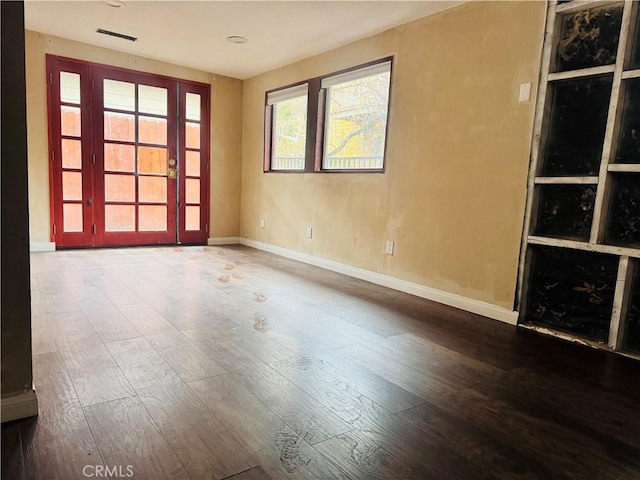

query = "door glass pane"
[138,146,167,174]
[62,139,82,169]
[60,72,80,104]
[139,205,167,231]
[185,178,200,204]
[104,79,135,111]
[139,116,167,145]
[185,93,200,121]
[104,112,135,142]
[104,143,135,172]
[139,85,167,116]
[61,106,81,137]
[62,171,83,201]
[185,206,200,231]
[105,204,135,232]
[105,174,135,202]
[63,203,83,232]
[186,122,200,148]
[185,150,200,177]
[139,176,167,203]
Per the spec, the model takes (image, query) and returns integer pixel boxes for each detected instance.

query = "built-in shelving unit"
[518,0,640,357]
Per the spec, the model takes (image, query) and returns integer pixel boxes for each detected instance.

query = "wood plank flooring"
[2,245,640,480]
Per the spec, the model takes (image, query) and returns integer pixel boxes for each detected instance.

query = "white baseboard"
[1,389,38,423]
[207,237,241,246]
[239,238,518,325]
[30,242,55,252]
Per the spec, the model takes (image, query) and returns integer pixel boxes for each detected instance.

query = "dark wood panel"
[234,363,352,445]
[188,373,299,455]
[22,352,104,479]
[471,367,640,465]
[223,466,273,480]
[59,336,134,406]
[104,337,179,390]
[15,245,640,480]
[30,314,59,355]
[117,304,176,336]
[51,310,101,351]
[313,429,420,480]
[81,305,141,343]
[412,387,638,480]
[156,343,228,382]
[1,421,24,480]
[363,332,503,390]
[182,328,266,373]
[84,396,190,479]
[305,346,425,414]
[94,275,145,306]
[137,378,257,479]
[398,399,561,480]
[337,343,454,402]
[188,373,350,479]
[271,355,493,479]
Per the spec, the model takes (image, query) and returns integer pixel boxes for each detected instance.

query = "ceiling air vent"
[96,28,138,42]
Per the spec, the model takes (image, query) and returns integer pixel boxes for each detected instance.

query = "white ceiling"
[25,1,461,79]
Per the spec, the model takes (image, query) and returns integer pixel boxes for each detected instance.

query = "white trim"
[266,83,308,105]
[519,324,601,348]
[547,64,615,82]
[608,163,640,172]
[1,389,38,423]
[321,60,391,88]
[609,256,631,348]
[528,235,640,259]
[238,238,518,325]
[555,0,620,14]
[534,176,599,185]
[30,242,55,252]
[207,237,240,246]
[621,68,640,79]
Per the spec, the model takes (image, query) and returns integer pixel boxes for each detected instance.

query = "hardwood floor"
[2,245,640,480]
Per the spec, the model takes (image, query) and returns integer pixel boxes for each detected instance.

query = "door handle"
[167,168,177,179]
[87,198,93,206]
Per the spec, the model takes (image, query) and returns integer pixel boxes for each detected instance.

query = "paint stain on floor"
[254,293,268,302]
[274,427,311,473]
[253,312,271,332]
[218,274,232,283]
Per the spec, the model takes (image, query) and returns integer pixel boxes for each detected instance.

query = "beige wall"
[25,30,242,242]
[241,1,546,310]
[24,1,546,311]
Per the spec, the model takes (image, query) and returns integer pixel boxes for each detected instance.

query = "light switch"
[519,83,532,103]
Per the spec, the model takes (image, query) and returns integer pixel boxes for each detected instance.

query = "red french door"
[47,55,210,248]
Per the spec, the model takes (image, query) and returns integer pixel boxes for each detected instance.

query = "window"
[321,61,391,170]
[266,84,308,171]
[264,58,392,173]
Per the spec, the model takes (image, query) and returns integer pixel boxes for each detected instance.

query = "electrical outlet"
[385,240,394,255]
[260,218,265,228]
[305,226,313,239]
